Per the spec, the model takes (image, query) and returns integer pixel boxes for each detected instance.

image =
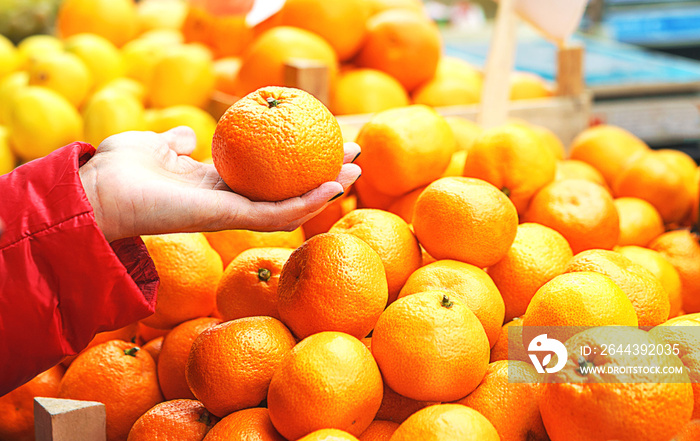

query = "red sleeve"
[0,142,159,395]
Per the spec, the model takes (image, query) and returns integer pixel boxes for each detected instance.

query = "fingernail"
[329,191,344,202]
[352,152,361,163]
[353,173,361,184]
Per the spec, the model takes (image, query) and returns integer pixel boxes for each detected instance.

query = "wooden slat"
[284,60,330,108]
[34,397,106,441]
[557,44,585,97]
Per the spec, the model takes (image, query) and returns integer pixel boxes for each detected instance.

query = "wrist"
[79,162,116,243]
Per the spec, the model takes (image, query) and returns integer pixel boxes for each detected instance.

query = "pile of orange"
[6,105,699,441]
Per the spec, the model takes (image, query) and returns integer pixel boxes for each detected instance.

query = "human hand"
[79,127,361,243]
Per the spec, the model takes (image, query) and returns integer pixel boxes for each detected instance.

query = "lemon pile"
[0,0,217,173]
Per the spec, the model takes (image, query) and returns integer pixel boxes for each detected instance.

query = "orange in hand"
[212,86,344,202]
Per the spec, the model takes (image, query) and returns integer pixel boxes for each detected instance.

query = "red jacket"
[0,142,159,396]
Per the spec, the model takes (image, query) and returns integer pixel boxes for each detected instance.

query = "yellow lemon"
[64,33,124,89]
[0,125,16,175]
[97,77,147,104]
[57,0,138,47]
[121,38,169,86]
[148,44,215,108]
[82,88,145,146]
[510,72,552,101]
[136,0,188,33]
[0,71,29,125]
[28,52,93,107]
[0,35,20,78]
[138,28,185,45]
[7,86,83,161]
[17,35,63,68]
[146,105,216,161]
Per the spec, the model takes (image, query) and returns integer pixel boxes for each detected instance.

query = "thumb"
[160,126,198,156]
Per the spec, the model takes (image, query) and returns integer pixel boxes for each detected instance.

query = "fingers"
[160,126,197,156]
[336,163,362,190]
[343,142,361,164]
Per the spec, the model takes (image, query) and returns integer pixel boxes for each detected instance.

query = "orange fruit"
[390,404,499,441]
[0,365,64,441]
[413,177,518,267]
[331,68,409,115]
[141,233,223,329]
[181,6,214,46]
[58,340,163,441]
[235,27,338,97]
[355,105,455,196]
[299,429,360,441]
[386,185,425,224]
[489,317,528,363]
[523,272,639,329]
[541,326,693,441]
[613,149,698,224]
[355,9,441,92]
[280,0,370,61]
[618,245,683,318]
[398,260,505,347]
[442,150,468,177]
[444,116,483,152]
[267,331,383,440]
[186,317,296,417]
[554,159,607,188]
[374,382,438,424]
[614,197,665,246]
[158,317,221,400]
[330,209,421,304]
[523,178,620,254]
[649,314,700,421]
[210,15,254,59]
[278,232,388,339]
[509,72,552,100]
[412,57,483,108]
[137,321,171,345]
[456,361,547,441]
[674,420,700,441]
[216,247,293,321]
[57,0,138,47]
[372,291,490,401]
[359,421,399,441]
[354,176,399,210]
[202,408,285,441]
[302,194,357,238]
[488,222,573,323]
[650,229,700,313]
[565,249,670,327]
[463,124,557,214]
[141,336,164,364]
[213,86,343,202]
[204,227,305,269]
[569,124,648,188]
[128,399,217,441]
[531,124,566,160]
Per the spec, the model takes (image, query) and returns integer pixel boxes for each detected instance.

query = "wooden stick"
[34,397,106,441]
[284,60,331,108]
[556,44,584,97]
[479,0,517,128]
